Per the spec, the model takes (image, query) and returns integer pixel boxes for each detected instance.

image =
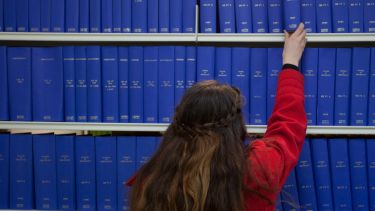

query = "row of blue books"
[2,0,196,33]
[278,138,375,211]
[0,46,374,126]
[0,133,161,210]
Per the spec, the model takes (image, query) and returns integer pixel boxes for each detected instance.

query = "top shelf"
[0,32,375,43]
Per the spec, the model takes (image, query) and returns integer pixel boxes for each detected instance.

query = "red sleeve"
[244,69,307,203]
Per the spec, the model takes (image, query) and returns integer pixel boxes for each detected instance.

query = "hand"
[282,23,307,67]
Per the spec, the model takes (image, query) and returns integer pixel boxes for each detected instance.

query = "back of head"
[130,80,247,211]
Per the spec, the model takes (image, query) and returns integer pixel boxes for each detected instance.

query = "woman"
[127,23,307,211]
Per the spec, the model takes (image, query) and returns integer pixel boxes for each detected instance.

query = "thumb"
[284,30,290,39]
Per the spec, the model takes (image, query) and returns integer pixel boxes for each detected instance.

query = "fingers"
[284,30,290,39]
[291,23,305,37]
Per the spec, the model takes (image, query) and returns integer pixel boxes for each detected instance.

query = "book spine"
[113,0,122,32]
[29,0,41,32]
[235,0,252,33]
[63,47,76,122]
[232,47,250,123]
[56,135,76,210]
[75,47,88,122]
[364,0,375,32]
[32,47,64,122]
[215,47,232,84]
[266,48,282,120]
[65,0,79,32]
[158,46,175,123]
[349,138,370,209]
[268,0,282,33]
[41,0,51,32]
[7,47,32,121]
[90,0,101,32]
[132,0,147,32]
[51,0,65,32]
[197,47,215,81]
[79,0,89,32]
[218,0,236,33]
[281,169,300,211]
[87,46,102,122]
[144,47,159,123]
[251,0,268,32]
[317,48,336,126]
[369,47,375,126]
[170,0,183,33]
[174,46,186,105]
[148,0,158,32]
[332,0,349,32]
[159,0,170,32]
[16,0,29,32]
[0,0,3,31]
[334,48,351,125]
[283,0,301,31]
[75,136,96,210]
[200,0,217,33]
[122,0,132,32]
[301,0,317,32]
[0,134,9,208]
[33,135,57,210]
[250,48,267,125]
[349,0,364,32]
[185,47,197,89]
[302,48,318,125]
[0,47,8,120]
[316,0,332,32]
[4,0,16,31]
[351,47,370,126]
[328,138,352,210]
[96,137,117,210]
[129,46,144,123]
[10,134,33,209]
[311,138,334,210]
[102,0,113,32]
[136,137,157,169]
[119,47,129,122]
[102,46,119,122]
[182,0,196,32]
[367,139,375,210]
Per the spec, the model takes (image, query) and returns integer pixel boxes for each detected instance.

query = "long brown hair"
[130,80,249,211]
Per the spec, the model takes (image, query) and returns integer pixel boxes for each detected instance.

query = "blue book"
[276,195,283,211]
[232,47,250,123]
[159,0,170,32]
[250,48,267,125]
[32,47,64,122]
[268,0,282,33]
[369,48,375,126]
[351,47,370,126]
[51,0,65,32]
[96,137,117,210]
[302,48,318,125]
[33,135,57,210]
[90,0,101,32]
[284,0,301,31]
[170,0,183,32]
[317,48,336,126]
[79,0,89,32]
[0,134,9,209]
[215,47,232,84]
[316,0,332,32]
[7,48,32,121]
[349,0,364,32]
[55,135,76,210]
[182,0,196,32]
[175,46,186,105]
[364,0,375,32]
[75,136,96,210]
[113,0,122,32]
[281,169,300,211]
[122,0,132,32]
[311,138,333,210]
[328,138,352,210]
[144,47,159,123]
[148,0,158,32]
[29,0,41,32]
[119,47,129,123]
[87,46,102,122]
[41,0,51,32]
[4,0,16,31]
[251,0,268,32]
[197,47,215,81]
[132,0,147,32]
[102,0,113,32]
[200,0,217,32]
[0,0,3,31]
[235,0,252,33]
[349,139,369,210]
[295,139,318,210]
[158,46,175,123]
[129,47,144,123]
[332,0,349,32]
[102,47,119,122]
[63,47,76,122]
[301,0,317,32]
[218,0,236,33]
[0,47,8,120]
[367,139,375,210]
[75,47,88,122]
[267,48,282,120]
[10,134,33,209]
[117,137,136,211]
[136,137,156,169]
[16,0,28,32]
[66,0,79,32]
[334,48,351,125]
[185,47,197,89]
